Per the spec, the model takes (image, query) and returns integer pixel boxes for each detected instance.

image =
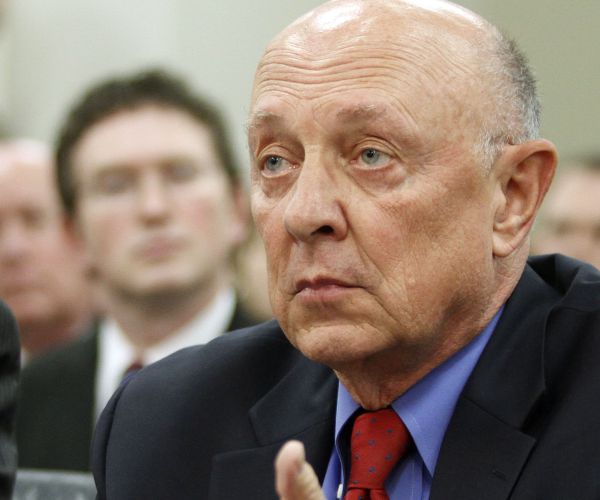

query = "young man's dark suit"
[0,300,20,499]
[16,305,257,472]
[92,255,600,499]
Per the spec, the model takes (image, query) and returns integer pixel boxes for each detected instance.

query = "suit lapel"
[62,326,99,469]
[209,353,337,500]
[17,323,99,470]
[430,397,536,500]
[431,265,560,500]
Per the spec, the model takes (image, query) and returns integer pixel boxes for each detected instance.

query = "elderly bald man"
[92,1,600,499]
[0,140,95,361]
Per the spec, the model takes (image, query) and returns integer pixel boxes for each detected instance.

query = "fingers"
[275,440,326,500]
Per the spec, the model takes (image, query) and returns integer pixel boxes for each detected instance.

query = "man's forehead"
[249,0,494,149]
[0,155,57,208]
[0,141,51,171]
[247,100,426,155]
[271,0,485,48]
[252,0,487,99]
[0,155,52,188]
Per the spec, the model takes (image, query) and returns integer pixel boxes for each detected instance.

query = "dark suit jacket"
[92,255,600,499]
[0,300,20,500]
[16,304,257,472]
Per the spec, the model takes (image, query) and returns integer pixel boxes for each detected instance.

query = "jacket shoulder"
[131,320,298,392]
[527,253,600,312]
[20,329,98,387]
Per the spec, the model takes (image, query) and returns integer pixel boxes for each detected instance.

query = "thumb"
[275,440,326,500]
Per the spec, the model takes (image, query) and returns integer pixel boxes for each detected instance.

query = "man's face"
[533,169,600,269]
[249,4,500,370]
[72,106,245,302]
[0,150,86,327]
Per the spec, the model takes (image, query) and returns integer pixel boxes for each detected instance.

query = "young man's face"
[72,105,246,303]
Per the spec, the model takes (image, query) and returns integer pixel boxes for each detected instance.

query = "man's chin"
[3,294,52,320]
[288,323,381,367]
[123,278,201,304]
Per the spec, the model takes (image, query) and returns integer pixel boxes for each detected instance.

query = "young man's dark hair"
[55,68,240,216]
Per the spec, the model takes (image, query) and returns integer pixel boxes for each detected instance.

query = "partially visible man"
[0,139,95,361]
[17,69,255,471]
[0,300,19,499]
[532,156,600,269]
[92,2,600,499]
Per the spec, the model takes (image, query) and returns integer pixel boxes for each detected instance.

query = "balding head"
[0,139,52,175]
[253,0,539,169]
[0,139,59,237]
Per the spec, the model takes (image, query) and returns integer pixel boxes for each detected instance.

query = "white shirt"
[94,287,236,419]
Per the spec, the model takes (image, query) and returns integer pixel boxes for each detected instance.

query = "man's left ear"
[492,139,557,257]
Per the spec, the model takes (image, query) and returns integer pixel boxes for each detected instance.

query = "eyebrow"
[334,104,387,122]
[246,111,285,134]
[247,104,388,132]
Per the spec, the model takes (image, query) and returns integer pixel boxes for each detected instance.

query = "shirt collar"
[143,287,235,364]
[95,287,236,418]
[335,306,503,477]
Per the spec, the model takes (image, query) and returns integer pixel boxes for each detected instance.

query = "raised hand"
[275,441,326,500]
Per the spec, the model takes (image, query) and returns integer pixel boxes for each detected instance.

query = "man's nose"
[283,157,347,242]
[136,174,170,223]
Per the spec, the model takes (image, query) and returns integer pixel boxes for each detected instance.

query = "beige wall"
[472,0,600,161]
[2,0,323,169]
[1,0,598,169]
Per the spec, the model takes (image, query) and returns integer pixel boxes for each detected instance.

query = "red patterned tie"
[344,408,411,500]
[121,359,144,381]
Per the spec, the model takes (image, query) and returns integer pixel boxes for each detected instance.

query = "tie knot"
[122,359,144,381]
[345,408,411,498]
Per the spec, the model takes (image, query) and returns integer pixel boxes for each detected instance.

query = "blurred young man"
[0,139,94,361]
[17,70,257,471]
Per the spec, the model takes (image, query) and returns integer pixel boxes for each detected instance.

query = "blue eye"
[265,156,284,172]
[262,155,295,176]
[360,148,389,166]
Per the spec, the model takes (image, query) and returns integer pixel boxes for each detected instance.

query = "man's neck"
[104,283,227,350]
[334,347,458,410]
[336,293,511,410]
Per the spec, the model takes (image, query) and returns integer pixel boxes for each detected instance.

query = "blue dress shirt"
[322,307,503,499]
